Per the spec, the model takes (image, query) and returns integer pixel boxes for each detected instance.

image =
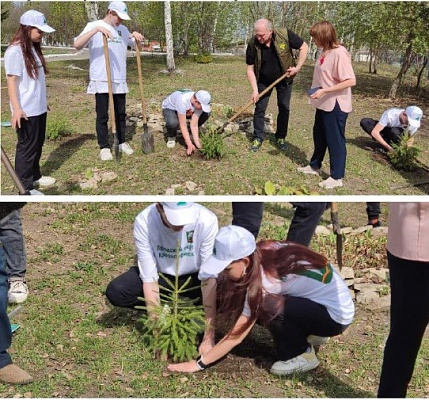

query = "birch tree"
[164,1,175,72]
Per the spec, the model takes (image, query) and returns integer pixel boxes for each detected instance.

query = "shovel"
[102,35,121,163]
[1,145,28,195]
[216,70,291,134]
[331,202,343,270]
[136,44,154,154]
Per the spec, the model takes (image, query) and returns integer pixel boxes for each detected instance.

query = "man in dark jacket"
[246,19,308,152]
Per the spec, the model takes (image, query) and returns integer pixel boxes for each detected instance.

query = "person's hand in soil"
[186,143,196,156]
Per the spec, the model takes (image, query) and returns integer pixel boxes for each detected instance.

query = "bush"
[46,114,74,140]
[388,133,421,171]
[195,53,212,64]
[200,125,225,160]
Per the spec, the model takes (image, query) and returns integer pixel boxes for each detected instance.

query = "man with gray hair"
[246,18,308,152]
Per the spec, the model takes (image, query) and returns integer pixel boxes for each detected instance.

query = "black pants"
[162,108,209,138]
[105,266,202,308]
[231,203,264,239]
[366,202,381,221]
[360,118,404,146]
[287,203,327,247]
[95,93,127,149]
[253,81,292,142]
[267,296,348,360]
[378,251,429,398]
[15,113,47,191]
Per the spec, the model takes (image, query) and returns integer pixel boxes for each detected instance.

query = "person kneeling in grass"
[161,89,211,156]
[168,225,354,375]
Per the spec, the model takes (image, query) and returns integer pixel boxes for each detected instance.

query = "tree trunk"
[164,1,175,72]
[84,1,99,22]
[389,34,414,99]
[416,56,428,89]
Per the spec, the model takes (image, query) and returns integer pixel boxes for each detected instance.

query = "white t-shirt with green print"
[242,263,354,325]
[134,203,218,282]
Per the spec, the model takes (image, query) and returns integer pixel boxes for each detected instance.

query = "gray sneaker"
[270,346,319,375]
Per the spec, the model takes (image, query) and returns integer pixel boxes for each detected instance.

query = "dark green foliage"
[200,125,225,160]
[389,134,421,171]
[136,244,206,362]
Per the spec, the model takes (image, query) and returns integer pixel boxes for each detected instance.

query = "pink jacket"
[387,203,429,261]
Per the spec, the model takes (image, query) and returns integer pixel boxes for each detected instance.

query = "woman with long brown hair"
[297,21,356,189]
[4,10,56,193]
[168,225,354,376]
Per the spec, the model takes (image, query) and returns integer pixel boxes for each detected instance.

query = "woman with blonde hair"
[297,21,356,189]
[168,225,354,375]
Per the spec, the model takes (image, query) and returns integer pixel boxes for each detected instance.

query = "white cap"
[199,225,256,277]
[108,1,131,20]
[405,106,423,134]
[20,10,55,33]
[195,90,211,113]
[161,202,196,226]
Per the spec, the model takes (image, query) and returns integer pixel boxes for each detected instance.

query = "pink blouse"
[386,203,429,262]
[309,45,355,113]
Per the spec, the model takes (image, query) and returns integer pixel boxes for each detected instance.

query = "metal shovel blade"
[141,122,154,154]
[114,135,121,163]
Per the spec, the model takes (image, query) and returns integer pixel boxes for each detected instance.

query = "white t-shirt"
[161,90,203,117]
[134,203,218,282]
[75,20,134,94]
[4,44,47,117]
[242,263,355,325]
[378,108,412,134]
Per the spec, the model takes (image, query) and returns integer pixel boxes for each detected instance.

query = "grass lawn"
[1,54,428,195]
[1,202,428,398]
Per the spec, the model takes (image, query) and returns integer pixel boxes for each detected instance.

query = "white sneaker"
[8,279,29,304]
[33,176,56,187]
[297,165,320,175]
[319,177,343,189]
[100,148,113,161]
[307,335,329,347]
[29,189,45,195]
[119,142,134,155]
[166,138,176,148]
[270,346,319,376]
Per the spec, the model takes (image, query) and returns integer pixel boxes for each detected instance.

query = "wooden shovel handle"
[135,44,147,121]
[102,35,116,133]
[226,70,291,124]
[1,146,27,194]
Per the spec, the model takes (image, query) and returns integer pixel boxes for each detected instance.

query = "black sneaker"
[276,138,287,150]
[250,139,262,152]
[368,219,382,228]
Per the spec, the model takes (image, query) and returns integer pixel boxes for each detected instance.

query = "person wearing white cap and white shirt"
[4,10,56,193]
[360,105,423,153]
[106,202,219,355]
[167,225,354,376]
[74,1,144,161]
[161,89,211,155]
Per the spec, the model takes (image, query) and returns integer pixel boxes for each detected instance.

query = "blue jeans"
[310,102,349,179]
[253,81,293,142]
[0,210,27,279]
[0,244,13,368]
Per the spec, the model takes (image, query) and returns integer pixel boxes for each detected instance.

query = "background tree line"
[1,1,428,98]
